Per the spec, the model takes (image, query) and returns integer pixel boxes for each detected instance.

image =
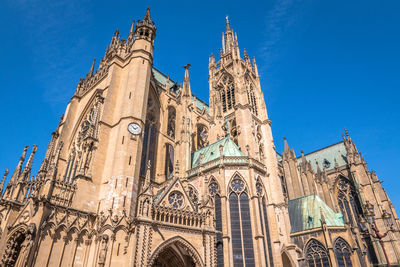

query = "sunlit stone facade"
[0,8,399,267]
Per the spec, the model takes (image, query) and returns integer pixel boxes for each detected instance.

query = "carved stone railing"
[50,179,76,207]
[152,205,205,228]
[187,156,265,177]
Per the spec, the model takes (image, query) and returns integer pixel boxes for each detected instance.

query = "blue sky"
[0,0,399,207]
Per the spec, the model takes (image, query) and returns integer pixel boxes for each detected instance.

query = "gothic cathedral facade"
[0,8,399,267]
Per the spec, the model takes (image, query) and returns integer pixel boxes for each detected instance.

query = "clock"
[128,123,142,135]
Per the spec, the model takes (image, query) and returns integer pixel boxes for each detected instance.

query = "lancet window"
[334,238,353,267]
[305,240,330,267]
[336,178,362,226]
[209,180,224,267]
[218,75,235,113]
[140,110,158,178]
[256,181,274,267]
[245,76,258,116]
[164,143,174,179]
[167,107,176,139]
[64,95,103,182]
[229,176,255,266]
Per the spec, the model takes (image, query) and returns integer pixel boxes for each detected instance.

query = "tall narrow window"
[167,107,176,139]
[230,192,243,266]
[140,114,157,178]
[229,178,256,266]
[164,144,174,179]
[305,240,330,267]
[334,238,353,267]
[197,124,209,149]
[215,194,224,267]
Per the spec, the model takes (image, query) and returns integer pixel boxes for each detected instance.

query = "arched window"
[229,178,255,266]
[256,182,274,267]
[305,240,330,267]
[164,143,174,179]
[334,238,353,267]
[167,107,176,139]
[337,178,362,226]
[245,77,258,116]
[209,181,224,267]
[218,75,235,113]
[140,113,158,178]
[229,118,238,146]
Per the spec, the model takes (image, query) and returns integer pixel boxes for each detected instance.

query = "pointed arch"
[228,172,249,194]
[304,239,330,267]
[281,250,295,267]
[333,237,353,267]
[148,236,204,267]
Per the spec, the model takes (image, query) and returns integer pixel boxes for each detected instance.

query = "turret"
[133,7,156,52]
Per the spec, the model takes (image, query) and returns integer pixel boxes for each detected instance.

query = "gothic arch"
[148,236,204,267]
[228,172,249,194]
[333,237,353,267]
[281,249,295,267]
[68,90,104,148]
[304,239,330,267]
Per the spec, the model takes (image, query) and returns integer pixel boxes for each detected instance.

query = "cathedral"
[0,7,399,267]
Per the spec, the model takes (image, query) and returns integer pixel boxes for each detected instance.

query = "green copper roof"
[288,194,344,233]
[192,95,209,114]
[152,67,179,91]
[191,137,245,168]
[298,142,347,172]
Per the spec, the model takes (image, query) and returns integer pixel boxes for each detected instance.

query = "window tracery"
[64,94,103,182]
[140,97,158,178]
[209,182,219,196]
[164,143,174,179]
[188,185,198,205]
[334,238,353,267]
[245,76,258,116]
[337,178,362,226]
[305,240,330,267]
[229,176,255,266]
[218,75,235,113]
[168,192,184,209]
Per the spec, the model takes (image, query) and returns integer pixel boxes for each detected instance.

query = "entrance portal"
[149,237,203,267]
[152,243,196,267]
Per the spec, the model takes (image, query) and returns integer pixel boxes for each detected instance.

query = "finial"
[301,150,304,156]
[183,63,191,70]
[344,128,349,138]
[129,19,135,34]
[283,136,287,140]
[89,58,96,76]
[226,15,231,31]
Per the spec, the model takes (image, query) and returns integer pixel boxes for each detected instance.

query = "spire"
[143,7,152,23]
[21,145,37,181]
[89,58,96,76]
[11,146,29,183]
[182,64,192,98]
[128,19,135,43]
[129,19,135,35]
[0,169,8,195]
[283,137,290,156]
[226,16,231,31]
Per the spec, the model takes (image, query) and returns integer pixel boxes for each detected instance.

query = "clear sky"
[0,0,399,207]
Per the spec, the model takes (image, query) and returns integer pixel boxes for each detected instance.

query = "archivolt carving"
[147,236,204,267]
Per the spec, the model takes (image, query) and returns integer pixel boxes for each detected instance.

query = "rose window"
[209,183,219,195]
[231,179,245,193]
[168,192,184,209]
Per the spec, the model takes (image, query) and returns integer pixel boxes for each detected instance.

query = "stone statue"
[15,224,35,267]
[98,235,109,266]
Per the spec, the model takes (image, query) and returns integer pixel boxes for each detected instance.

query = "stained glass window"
[229,179,255,266]
[305,240,330,267]
[165,144,174,179]
[209,182,219,196]
[334,238,353,267]
[231,179,244,193]
[215,194,224,267]
[168,192,184,209]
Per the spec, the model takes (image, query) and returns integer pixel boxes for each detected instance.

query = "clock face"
[128,123,141,135]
